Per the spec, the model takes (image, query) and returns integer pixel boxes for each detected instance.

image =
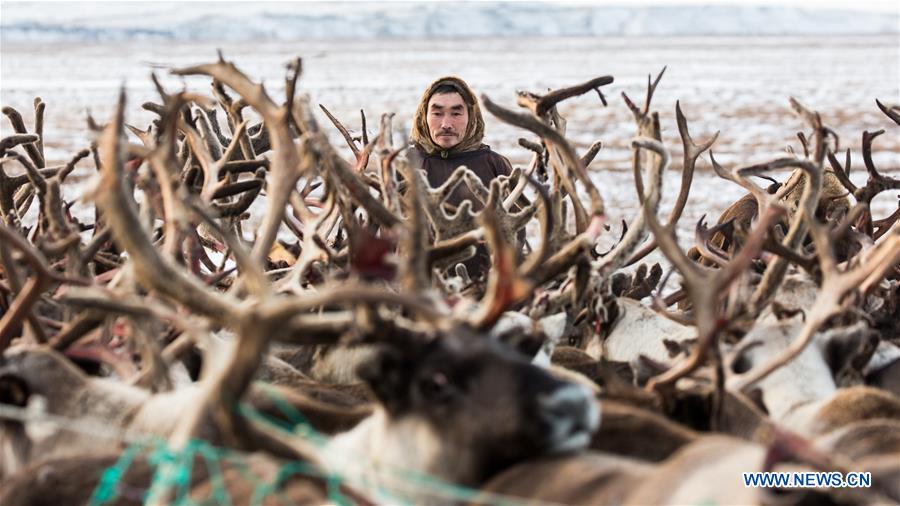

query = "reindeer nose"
[537,384,600,454]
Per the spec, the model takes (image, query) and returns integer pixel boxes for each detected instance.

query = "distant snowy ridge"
[2,2,898,42]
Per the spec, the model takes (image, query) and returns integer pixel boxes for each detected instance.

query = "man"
[410,76,513,206]
[409,76,516,276]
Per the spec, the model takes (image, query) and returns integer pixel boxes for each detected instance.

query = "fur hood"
[410,76,486,157]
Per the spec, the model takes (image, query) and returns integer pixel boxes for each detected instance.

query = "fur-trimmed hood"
[410,76,486,157]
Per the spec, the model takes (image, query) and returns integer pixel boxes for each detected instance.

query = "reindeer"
[2,48,899,504]
[1,55,608,504]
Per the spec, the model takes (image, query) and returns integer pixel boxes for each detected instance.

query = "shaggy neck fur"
[323,408,478,504]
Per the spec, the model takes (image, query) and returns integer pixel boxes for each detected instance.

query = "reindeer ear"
[356,347,414,415]
[0,374,30,408]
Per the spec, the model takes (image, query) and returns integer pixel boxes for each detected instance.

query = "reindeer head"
[354,329,600,485]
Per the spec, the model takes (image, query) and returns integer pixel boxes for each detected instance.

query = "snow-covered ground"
[1,33,898,255]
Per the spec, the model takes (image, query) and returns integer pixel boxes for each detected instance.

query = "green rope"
[89,438,151,505]
[257,383,330,447]
[88,387,542,506]
[197,441,232,505]
[147,438,195,504]
[237,399,353,505]
[239,391,539,506]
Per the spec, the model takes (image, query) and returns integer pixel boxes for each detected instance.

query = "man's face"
[427,91,469,150]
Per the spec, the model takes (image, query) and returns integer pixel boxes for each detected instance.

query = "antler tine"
[126,123,155,148]
[674,101,718,215]
[418,166,481,242]
[275,186,337,292]
[33,98,45,163]
[0,225,56,351]
[518,137,544,156]
[214,119,248,171]
[631,137,699,281]
[873,200,900,240]
[379,112,395,149]
[0,158,27,229]
[693,216,731,269]
[427,165,473,205]
[284,57,303,134]
[621,92,642,123]
[501,166,528,211]
[736,99,832,313]
[0,134,40,154]
[12,148,83,271]
[631,137,714,391]
[359,109,369,146]
[875,99,900,126]
[42,178,82,267]
[462,168,492,204]
[827,148,857,195]
[519,173,553,277]
[467,205,533,330]
[731,157,804,213]
[857,129,900,204]
[481,93,605,234]
[397,152,431,294]
[193,106,225,162]
[626,101,717,266]
[595,133,666,276]
[316,133,401,229]
[211,79,256,161]
[860,130,885,179]
[788,97,826,164]
[379,145,405,214]
[796,131,811,159]
[517,75,614,118]
[579,140,603,168]
[490,175,538,248]
[2,106,45,169]
[731,221,900,392]
[55,148,91,184]
[181,116,221,205]
[643,66,667,115]
[319,103,361,159]
[427,229,481,268]
[186,197,268,298]
[9,151,48,197]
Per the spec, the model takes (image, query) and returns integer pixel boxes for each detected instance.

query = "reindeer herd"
[0,55,898,505]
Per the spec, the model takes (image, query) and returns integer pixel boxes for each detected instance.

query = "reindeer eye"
[568,336,578,346]
[419,371,453,402]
